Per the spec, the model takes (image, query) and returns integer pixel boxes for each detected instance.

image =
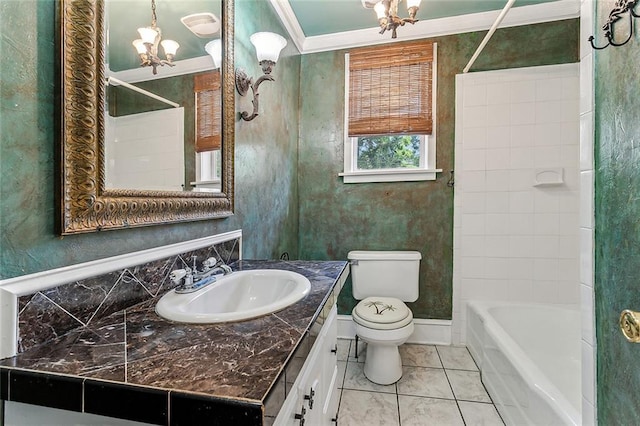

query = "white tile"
[338,390,400,426]
[580,111,594,171]
[580,0,594,58]
[486,83,510,105]
[485,192,509,214]
[536,77,564,101]
[534,190,560,213]
[558,258,579,282]
[580,227,594,287]
[399,344,442,368]
[510,147,534,169]
[485,149,510,171]
[437,346,478,370]
[509,169,533,191]
[532,280,559,303]
[461,257,485,279]
[484,236,509,258]
[582,340,595,404]
[461,237,486,257]
[487,126,511,148]
[486,213,510,236]
[563,166,580,191]
[464,127,488,150]
[446,370,491,402]
[559,191,579,214]
[534,258,559,281]
[484,257,508,280]
[464,106,488,128]
[561,99,579,123]
[536,100,566,124]
[582,398,596,426]
[461,214,485,235]
[561,146,580,168]
[509,236,534,258]
[462,171,486,193]
[508,258,534,280]
[562,120,580,146]
[508,213,534,235]
[534,122,563,146]
[581,283,595,345]
[557,280,580,304]
[458,401,505,426]
[397,366,455,399]
[559,235,579,258]
[463,193,486,214]
[463,150,486,171]
[533,236,560,258]
[464,85,487,107]
[509,191,534,214]
[487,104,512,127]
[399,396,464,426]
[559,213,580,235]
[506,279,533,301]
[510,102,536,126]
[580,171,594,228]
[510,80,536,103]
[485,171,510,192]
[534,213,560,235]
[510,125,535,148]
[580,55,594,115]
[534,146,561,168]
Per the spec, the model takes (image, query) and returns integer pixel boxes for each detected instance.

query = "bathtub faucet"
[170,257,232,294]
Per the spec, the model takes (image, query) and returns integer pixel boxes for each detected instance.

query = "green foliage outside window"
[356,135,421,170]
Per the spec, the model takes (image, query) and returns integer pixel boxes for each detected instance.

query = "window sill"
[339,169,442,183]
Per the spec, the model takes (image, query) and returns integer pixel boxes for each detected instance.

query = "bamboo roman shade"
[194,71,222,153]
[348,41,434,137]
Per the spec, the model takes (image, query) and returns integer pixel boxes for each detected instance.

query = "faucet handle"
[202,257,218,269]
[170,269,187,284]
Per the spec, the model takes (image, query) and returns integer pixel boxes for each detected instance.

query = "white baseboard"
[338,314,452,345]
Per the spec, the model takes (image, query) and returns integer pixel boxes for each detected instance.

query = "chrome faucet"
[170,257,232,294]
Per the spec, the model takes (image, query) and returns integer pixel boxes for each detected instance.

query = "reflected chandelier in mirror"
[60,0,235,234]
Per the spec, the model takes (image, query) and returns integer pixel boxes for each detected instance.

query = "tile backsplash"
[17,238,240,353]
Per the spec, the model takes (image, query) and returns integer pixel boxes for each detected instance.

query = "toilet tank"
[348,250,421,302]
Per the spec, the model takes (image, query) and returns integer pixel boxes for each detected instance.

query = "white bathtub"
[466,301,581,426]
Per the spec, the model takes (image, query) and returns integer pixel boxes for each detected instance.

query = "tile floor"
[335,340,505,426]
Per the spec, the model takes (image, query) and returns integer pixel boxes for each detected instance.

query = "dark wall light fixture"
[589,0,639,49]
[235,32,287,121]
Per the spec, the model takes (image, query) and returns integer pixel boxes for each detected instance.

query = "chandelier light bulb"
[374,1,387,19]
[138,27,159,45]
[132,39,147,54]
[161,39,179,56]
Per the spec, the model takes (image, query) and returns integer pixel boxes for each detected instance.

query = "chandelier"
[132,0,180,75]
[362,0,422,39]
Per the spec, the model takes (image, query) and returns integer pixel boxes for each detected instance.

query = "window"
[192,71,222,192]
[340,41,440,184]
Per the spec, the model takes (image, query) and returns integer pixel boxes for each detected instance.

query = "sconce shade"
[161,39,180,56]
[205,39,223,69]
[374,2,387,19]
[138,27,159,44]
[250,32,287,63]
[132,39,147,54]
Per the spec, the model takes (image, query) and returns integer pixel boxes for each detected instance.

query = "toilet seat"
[352,296,413,330]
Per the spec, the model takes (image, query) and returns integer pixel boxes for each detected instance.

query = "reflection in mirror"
[105,0,222,192]
[60,0,234,234]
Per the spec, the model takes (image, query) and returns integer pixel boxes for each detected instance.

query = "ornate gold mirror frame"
[60,0,234,235]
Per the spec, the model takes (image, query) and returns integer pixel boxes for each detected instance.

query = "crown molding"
[269,0,580,54]
[107,55,216,83]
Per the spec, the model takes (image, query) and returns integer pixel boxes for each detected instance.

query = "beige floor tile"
[398,395,464,426]
[397,366,454,399]
[337,360,347,389]
[446,370,492,403]
[400,344,442,368]
[437,345,479,370]
[337,339,351,361]
[348,339,367,363]
[343,360,397,393]
[458,401,505,425]
[338,389,400,426]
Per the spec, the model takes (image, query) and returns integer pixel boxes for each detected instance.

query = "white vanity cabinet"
[275,306,339,426]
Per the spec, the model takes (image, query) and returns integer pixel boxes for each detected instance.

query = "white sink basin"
[155,269,311,323]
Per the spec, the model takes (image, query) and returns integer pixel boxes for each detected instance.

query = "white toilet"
[348,250,421,385]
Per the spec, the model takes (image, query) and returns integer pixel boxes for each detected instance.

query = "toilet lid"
[354,297,411,325]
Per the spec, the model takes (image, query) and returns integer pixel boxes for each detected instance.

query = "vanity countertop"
[0,260,349,425]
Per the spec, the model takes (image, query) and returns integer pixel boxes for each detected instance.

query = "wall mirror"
[60,0,235,235]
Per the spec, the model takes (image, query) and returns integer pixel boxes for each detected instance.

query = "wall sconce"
[589,0,639,49]
[235,32,287,121]
[205,39,222,69]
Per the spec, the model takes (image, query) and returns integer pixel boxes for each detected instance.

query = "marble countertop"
[0,260,348,425]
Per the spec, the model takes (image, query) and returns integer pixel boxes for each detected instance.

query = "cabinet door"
[321,307,339,424]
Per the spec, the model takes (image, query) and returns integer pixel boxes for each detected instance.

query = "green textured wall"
[298,19,579,319]
[594,2,640,423]
[0,0,300,279]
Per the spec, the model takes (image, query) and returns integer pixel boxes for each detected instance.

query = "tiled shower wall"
[453,63,580,343]
[16,238,240,353]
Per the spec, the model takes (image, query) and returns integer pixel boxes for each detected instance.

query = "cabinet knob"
[620,309,640,342]
[332,415,339,424]
[294,406,306,426]
[330,344,338,354]
[304,388,315,409]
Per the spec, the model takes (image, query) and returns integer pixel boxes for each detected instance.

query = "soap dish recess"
[533,167,564,186]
